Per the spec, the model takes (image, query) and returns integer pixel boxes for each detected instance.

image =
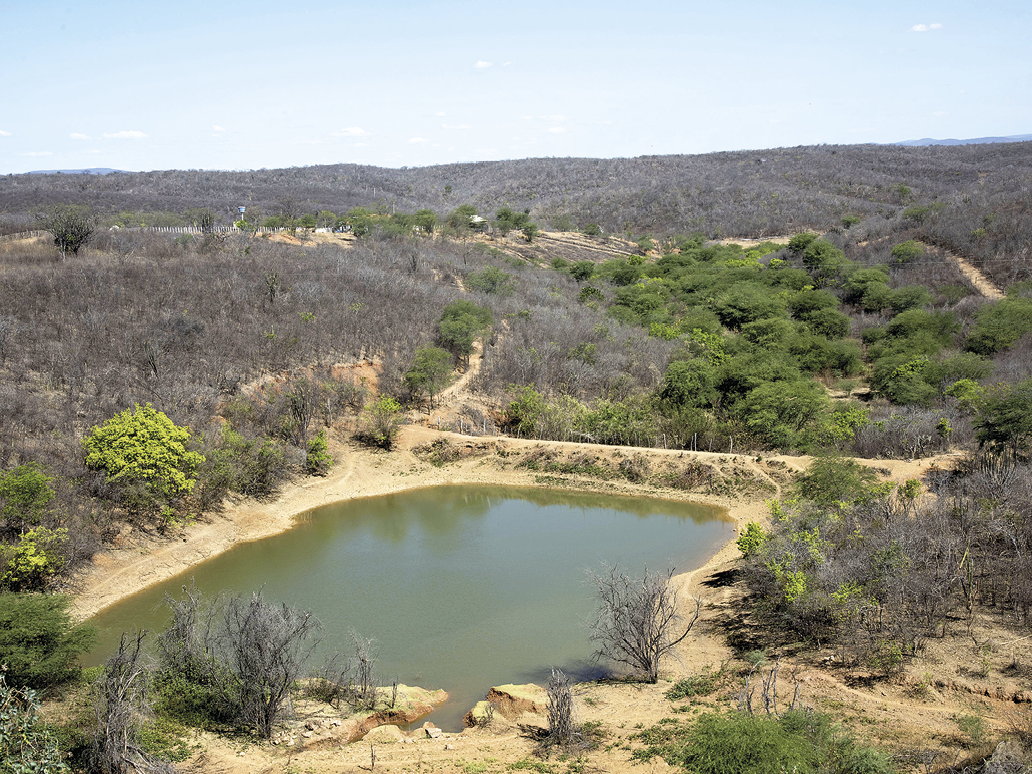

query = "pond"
[86,485,733,729]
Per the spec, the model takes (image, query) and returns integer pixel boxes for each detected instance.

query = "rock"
[302,731,314,738]
[483,684,546,720]
[444,744,455,750]
[422,722,443,739]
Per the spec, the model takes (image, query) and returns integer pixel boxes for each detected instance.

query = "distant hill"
[26,167,128,175]
[895,134,1032,147]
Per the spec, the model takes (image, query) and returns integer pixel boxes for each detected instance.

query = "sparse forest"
[2,141,1032,772]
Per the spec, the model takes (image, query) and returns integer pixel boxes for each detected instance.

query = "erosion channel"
[85,485,732,730]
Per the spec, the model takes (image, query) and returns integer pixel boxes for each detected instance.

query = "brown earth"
[55,228,1027,772]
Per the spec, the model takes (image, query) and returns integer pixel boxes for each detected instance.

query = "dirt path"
[933,241,1004,300]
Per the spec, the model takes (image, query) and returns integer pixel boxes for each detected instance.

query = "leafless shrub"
[158,585,320,738]
[588,563,701,683]
[543,668,579,749]
[90,631,174,774]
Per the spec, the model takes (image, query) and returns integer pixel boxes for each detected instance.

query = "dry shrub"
[665,460,713,490]
[618,453,651,482]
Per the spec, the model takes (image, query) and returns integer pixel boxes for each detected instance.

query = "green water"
[86,486,732,729]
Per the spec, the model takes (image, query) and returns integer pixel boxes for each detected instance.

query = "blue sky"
[2,0,1029,173]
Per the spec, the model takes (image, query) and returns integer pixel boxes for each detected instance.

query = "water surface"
[87,486,732,729]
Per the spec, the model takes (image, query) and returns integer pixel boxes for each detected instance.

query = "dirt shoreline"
[72,421,946,622]
[71,425,775,620]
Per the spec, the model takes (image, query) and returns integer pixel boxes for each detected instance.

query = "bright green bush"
[737,522,768,558]
[0,526,69,591]
[83,403,204,524]
[964,297,1032,355]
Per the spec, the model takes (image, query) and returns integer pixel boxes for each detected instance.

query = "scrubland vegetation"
[2,141,1032,771]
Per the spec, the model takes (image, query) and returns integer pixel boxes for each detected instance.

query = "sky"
[2,0,1030,174]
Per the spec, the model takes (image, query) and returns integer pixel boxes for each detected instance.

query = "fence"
[0,230,48,243]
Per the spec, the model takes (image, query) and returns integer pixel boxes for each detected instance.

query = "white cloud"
[335,127,369,137]
[212,125,226,132]
[436,111,447,117]
[103,130,148,139]
[0,130,12,137]
[408,137,428,144]
[475,60,492,68]
[442,123,471,130]
[541,115,567,122]
[910,23,943,32]
[502,61,512,66]
[70,132,91,140]
[548,127,566,133]
[20,151,53,156]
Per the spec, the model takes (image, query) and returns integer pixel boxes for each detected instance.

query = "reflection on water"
[87,486,732,730]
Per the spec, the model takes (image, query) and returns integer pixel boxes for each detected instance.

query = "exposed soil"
[58,230,1026,773]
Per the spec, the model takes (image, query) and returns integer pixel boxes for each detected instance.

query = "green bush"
[633,710,893,774]
[0,675,70,773]
[665,668,720,700]
[964,297,1032,356]
[0,463,55,538]
[465,265,514,295]
[736,523,768,558]
[796,456,880,506]
[890,240,924,263]
[83,403,204,525]
[305,429,332,475]
[0,593,96,690]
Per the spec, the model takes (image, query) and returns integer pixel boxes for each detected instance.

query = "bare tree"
[587,563,701,683]
[213,591,321,738]
[34,204,96,259]
[90,631,174,774]
[158,585,320,738]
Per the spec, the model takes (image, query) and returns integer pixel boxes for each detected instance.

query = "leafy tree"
[0,462,55,538]
[711,283,788,330]
[660,359,718,410]
[361,395,403,449]
[414,208,437,235]
[964,296,1032,356]
[0,592,96,689]
[521,222,539,242]
[800,240,848,286]
[974,379,1032,460]
[445,204,478,230]
[570,261,596,281]
[82,403,205,525]
[740,380,830,449]
[787,232,818,254]
[588,564,700,683]
[34,204,96,258]
[583,223,601,236]
[438,300,493,364]
[404,345,453,408]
